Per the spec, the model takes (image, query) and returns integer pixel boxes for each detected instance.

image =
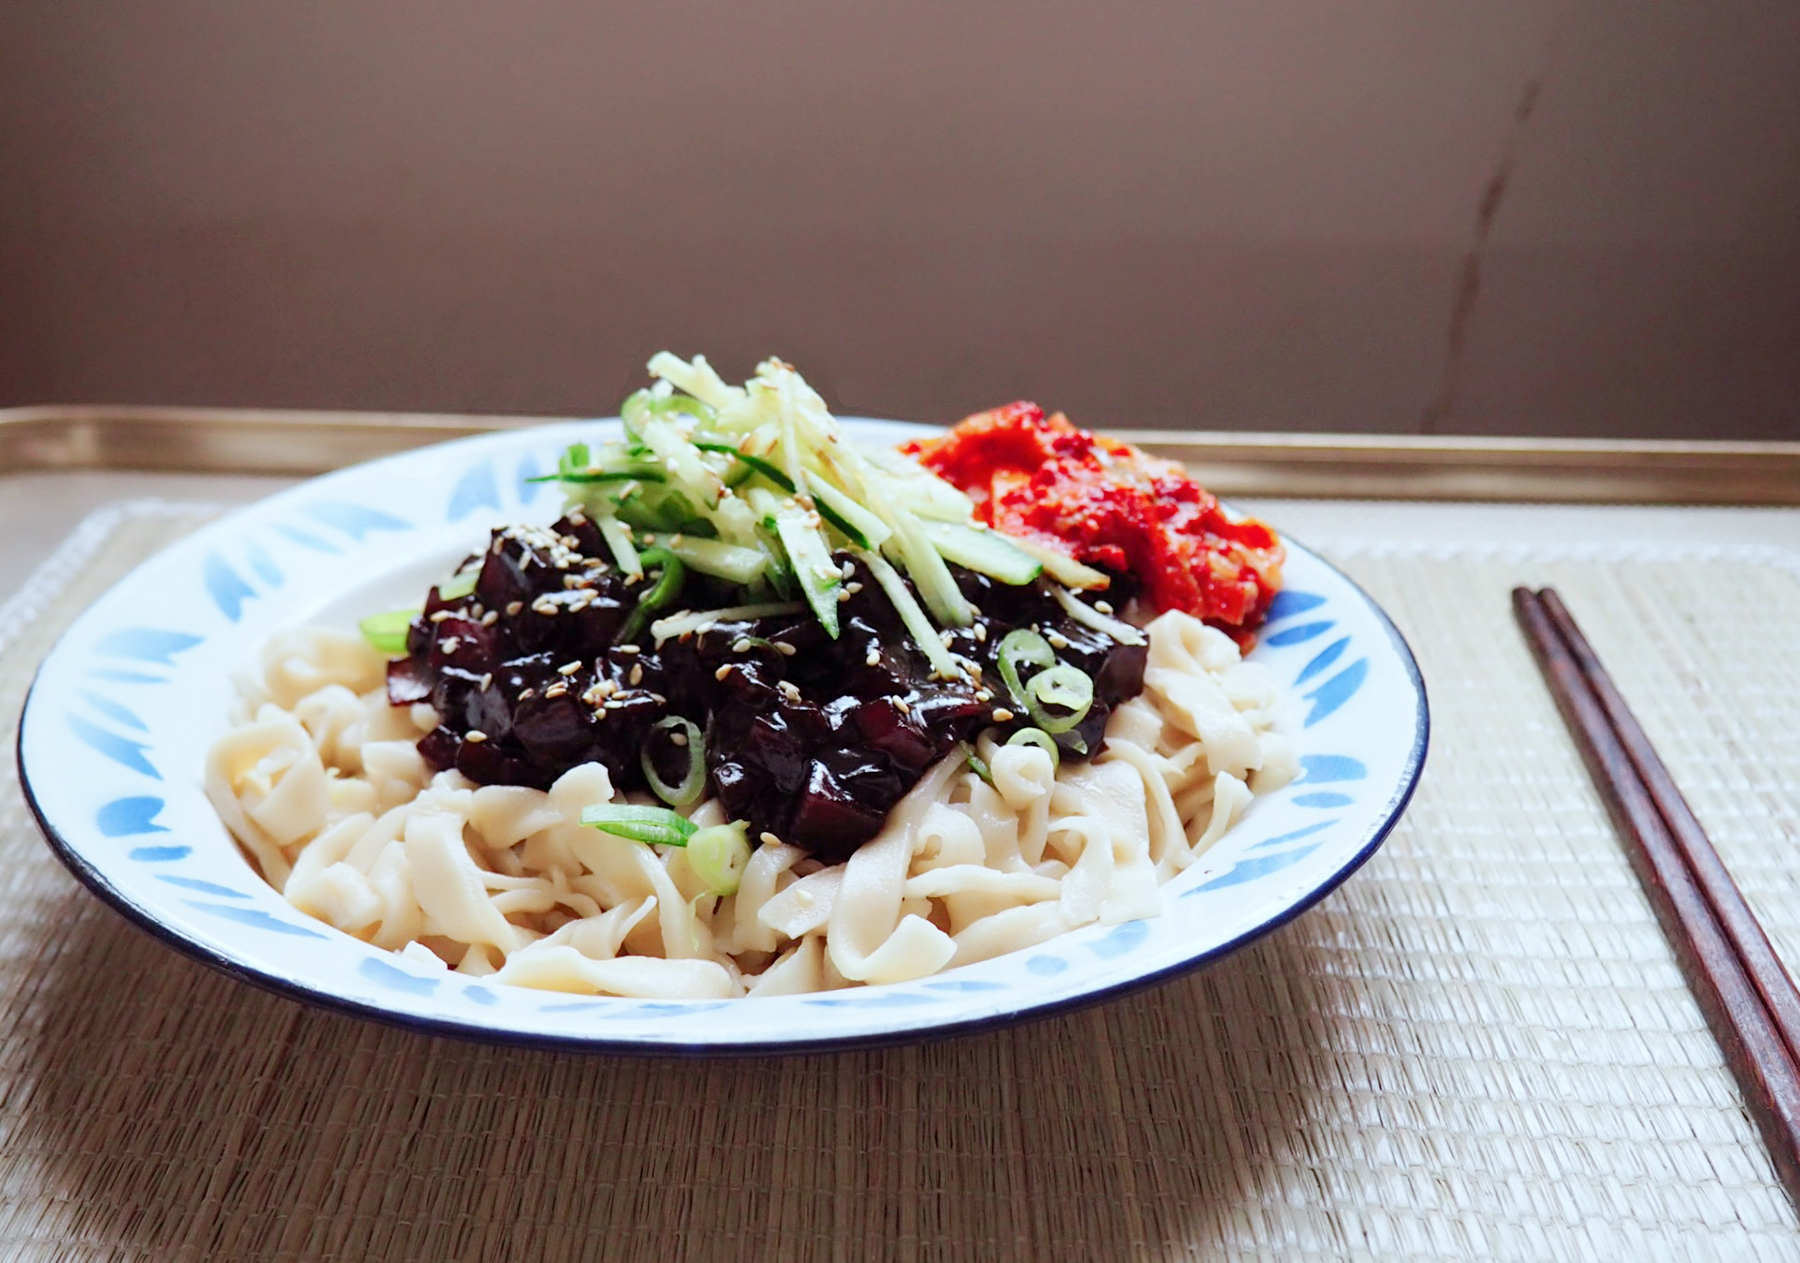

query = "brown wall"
[2,1,1797,438]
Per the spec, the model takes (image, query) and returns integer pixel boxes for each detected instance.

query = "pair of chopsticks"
[1513,587,1800,1206]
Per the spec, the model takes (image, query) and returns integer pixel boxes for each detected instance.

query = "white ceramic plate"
[18,419,1427,1053]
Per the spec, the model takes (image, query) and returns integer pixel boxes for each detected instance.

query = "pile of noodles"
[206,608,1294,999]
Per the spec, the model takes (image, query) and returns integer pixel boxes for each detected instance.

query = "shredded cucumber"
[922,521,1041,586]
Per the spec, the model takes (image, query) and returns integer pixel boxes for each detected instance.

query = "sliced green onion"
[641,716,705,808]
[438,568,479,601]
[996,628,1056,707]
[687,821,753,895]
[1006,727,1062,771]
[775,506,841,639]
[358,607,417,656]
[580,803,698,848]
[616,547,687,645]
[961,743,994,785]
[922,521,1041,586]
[1024,664,1094,735]
[692,442,797,492]
[1048,583,1145,645]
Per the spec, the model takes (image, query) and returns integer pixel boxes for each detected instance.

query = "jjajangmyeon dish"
[206,355,1295,998]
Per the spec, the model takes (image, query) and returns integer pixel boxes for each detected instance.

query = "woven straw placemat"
[2,503,1798,1261]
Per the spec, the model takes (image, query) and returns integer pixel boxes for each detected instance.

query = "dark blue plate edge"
[13,495,1429,1061]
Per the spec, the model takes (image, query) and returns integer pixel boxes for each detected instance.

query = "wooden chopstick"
[1533,588,1800,1065]
[1512,586,1800,1207]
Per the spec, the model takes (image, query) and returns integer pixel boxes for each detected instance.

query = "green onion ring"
[641,716,706,808]
[687,821,753,895]
[1005,727,1062,771]
[996,628,1056,707]
[1023,665,1094,735]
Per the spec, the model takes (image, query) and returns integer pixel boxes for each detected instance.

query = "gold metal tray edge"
[5,405,1798,506]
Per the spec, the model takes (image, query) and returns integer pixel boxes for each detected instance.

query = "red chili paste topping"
[903,402,1284,643]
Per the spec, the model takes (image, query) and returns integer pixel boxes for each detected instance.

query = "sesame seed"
[557,661,581,676]
[778,681,802,701]
[973,623,987,643]
[629,663,644,686]
[840,560,855,580]
[544,683,568,699]
[759,831,781,847]
[975,689,993,702]
[894,697,911,716]
[814,563,840,583]
[671,534,684,547]
[617,644,641,655]
[505,601,523,617]
[992,707,1015,723]
[732,638,752,653]
[714,665,733,682]
[439,637,459,655]
[429,610,452,623]
[776,641,797,656]
[865,650,881,667]
[480,610,498,626]
[519,687,535,701]
[845,581,863,595]
[642,534,656,545]
[464,730,487,743]
[1046,632,1070,649]
[1095,601,1114,615]
[478,673,493,690]
[837,589,851,603]
[670,731,689,747]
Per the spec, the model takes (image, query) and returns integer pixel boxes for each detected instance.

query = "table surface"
[6,461,1800,1260]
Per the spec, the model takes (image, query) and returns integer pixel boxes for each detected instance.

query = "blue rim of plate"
[16,420,1428,1056]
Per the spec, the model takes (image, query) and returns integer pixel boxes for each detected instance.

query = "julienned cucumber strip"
[807,478,889,549]
[922,521,1041,585]
[775,507,842,638]
[661,536,768,586]
[692,442,796,493]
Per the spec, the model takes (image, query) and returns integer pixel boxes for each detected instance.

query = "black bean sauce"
[390,513,1147,864]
